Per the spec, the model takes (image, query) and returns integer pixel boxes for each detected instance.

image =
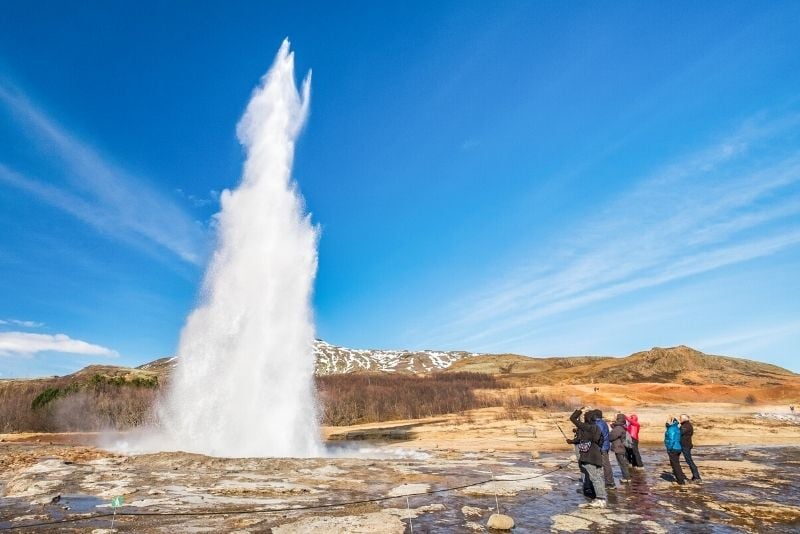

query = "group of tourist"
[567,406,702,508]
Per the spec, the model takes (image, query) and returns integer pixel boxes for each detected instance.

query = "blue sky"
[1,1,799,377]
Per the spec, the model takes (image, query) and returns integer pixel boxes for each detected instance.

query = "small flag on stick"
[110,495,124,529]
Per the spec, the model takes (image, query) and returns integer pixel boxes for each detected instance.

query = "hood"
[615,414,626,425]
[629,414,638,422]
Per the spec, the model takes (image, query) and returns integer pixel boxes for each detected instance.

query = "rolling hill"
[447,345,797,387]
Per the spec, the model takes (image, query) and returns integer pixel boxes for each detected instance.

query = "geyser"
[155,40,321,457]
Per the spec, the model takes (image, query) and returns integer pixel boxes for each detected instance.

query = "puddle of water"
[404,447,800,533]
[0,493,109,531]
[59,493,107,514]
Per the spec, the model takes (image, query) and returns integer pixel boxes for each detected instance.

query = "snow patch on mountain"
[314,340,480,375]
[139,341,481,376]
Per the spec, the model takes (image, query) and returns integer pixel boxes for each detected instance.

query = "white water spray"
[154,40,321,457]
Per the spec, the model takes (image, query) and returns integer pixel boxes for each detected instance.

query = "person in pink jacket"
[625,414,645,468]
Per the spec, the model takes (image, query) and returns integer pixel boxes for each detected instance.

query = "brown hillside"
[447,353,611,378]
[448,345,797,387]
[583,345,796,385]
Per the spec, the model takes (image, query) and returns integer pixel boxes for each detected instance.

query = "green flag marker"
[110,495,124,529]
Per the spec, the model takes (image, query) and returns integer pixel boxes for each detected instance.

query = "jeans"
[579,462,595,497]
[582,462,607,500]
[681,447,701,480]
[668,450,687,484]
[602,451,614,486]
[614,452,631,479]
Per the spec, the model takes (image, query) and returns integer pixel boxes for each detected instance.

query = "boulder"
[487,513,515,530]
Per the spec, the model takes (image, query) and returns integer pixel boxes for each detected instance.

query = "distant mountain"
[77,342,800,386]
[448,345,797,386]
[587,345,797,385]
[134,340,479,376]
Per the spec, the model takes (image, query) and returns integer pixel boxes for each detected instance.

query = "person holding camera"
[567,406,608,508]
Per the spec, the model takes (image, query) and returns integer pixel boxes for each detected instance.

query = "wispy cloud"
[461,139,480,151]
[175,188,220,208]
[423,111,800,351]
[0,331,118,357]
[0,318,43,328]
[0,81,207,264]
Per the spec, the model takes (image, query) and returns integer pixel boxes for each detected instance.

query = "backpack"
[624,429,633,449]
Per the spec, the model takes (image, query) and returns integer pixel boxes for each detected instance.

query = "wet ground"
[1,443,798,532]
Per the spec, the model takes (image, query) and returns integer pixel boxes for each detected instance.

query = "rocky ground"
[1,435,799,532]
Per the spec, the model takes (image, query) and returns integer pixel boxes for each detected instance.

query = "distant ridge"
[448,344,797,386]
[134,341,479,377]
[9,342,793,387]
[598,345,797,384]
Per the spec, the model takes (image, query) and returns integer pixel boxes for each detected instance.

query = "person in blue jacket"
[592,410,614,488]
[664,416,687,485]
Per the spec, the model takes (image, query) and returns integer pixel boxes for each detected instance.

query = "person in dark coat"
[592,410,615,488]
[679,414,702,482]
[664,416,687,485]
[609,414,631,482]
[567,407,607,507]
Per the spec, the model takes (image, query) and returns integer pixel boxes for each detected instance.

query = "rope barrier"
[2,461,575,530]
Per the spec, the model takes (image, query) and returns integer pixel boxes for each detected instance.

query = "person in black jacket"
[679,414,702,482]
[567,407,607,508]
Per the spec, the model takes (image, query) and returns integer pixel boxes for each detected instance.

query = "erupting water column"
[157,40,321,457]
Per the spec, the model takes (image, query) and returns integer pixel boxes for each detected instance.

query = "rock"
[487,513,514,530]
[385,503,445,519]
[462,505,485,517]
[461,468,552,496]
[640,520,668,533]
[387,483,429,497]
[531,451,541,459]
[273,511,405,533]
